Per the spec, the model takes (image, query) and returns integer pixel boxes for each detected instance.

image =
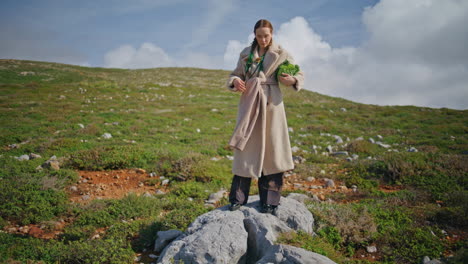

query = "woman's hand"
[279,73,297,86]
[233,78,246,93]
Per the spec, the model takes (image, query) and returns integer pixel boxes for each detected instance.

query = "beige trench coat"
[226,41,304,178]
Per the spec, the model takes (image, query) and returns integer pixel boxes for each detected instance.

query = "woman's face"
[255,27,272,49]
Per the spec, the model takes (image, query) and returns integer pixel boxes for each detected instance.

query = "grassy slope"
[0,59,467,263]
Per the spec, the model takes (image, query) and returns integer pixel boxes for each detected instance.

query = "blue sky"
[1,0,467,109]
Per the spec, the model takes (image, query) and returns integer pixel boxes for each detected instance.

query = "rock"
[225,155,234,161]
[78,123,85,129]
[69,186,78,192]
[16,154,30,161]
[346,157,353,162]
[366,245,377,253]
[205,189,227,204]
[210,157,221,161]
[331,151,348,156]
[351,154,359,160]
[422,256,431,263]
[155,190,165,195]
[340,108,347,112]
[154,230,183,253]
[339,186,348,190]
[326,145,333,153]
[325,179,335,188]
[287,193,312,203]
[211,108,218,112]
[293,183,303,188]
[320,170,326,175]
[376,142,391,148]
[81,195,91,201]
[161,179,170,186]
[355,136,364,141]
[102,133,112,139]
[408,147,418,152]
[318,194,326,201]
[257,244,336,264]
[306,177,315,182]
[157,195,320,264]
[293,156,306,164]
[377,135,383,140]
[333,135,343,144]
[135,168,146,174]
[149,172,156,177]
[369,138,375,144]
[291,146,301,153]
[29,153,42,159]
[288,127,294,133]
[196,128,200,133]
[351,185,358,192]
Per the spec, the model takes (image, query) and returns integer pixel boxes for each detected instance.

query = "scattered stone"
[326,145,333,153]
[16,154,30,161]
[320,170,326,175]
[310,185,319,189]
[333,135,343,144]
[155,190,165,195]
[291,146,301,153]
[366,245,377,253]
[377,135,383,140]
[143,192,153,198]
[352,154,359,160]
[78,123,85,129]
[325,179,335,188]
[346,157,353,162]
[225,155,234,161]
[306,177,315,182]
[149,172,156,177]
[205,189,227,204]
[355,136,364,141]
[135,168,146,174]
[211,108,218,112]
[187,197,193,202]
[196,128,200,133]
[29,153,42,159]
[82,195,91,201]
[408,147,418,152]
[351,185,358,192]
[339,186,348,190]
[288,127,294,133]
[369,137,375,144]
[331,151,348,156]
[210,157,221,161]
[377,142,391,148]
[286,193,312,203]
[293,183,303,188]
[102,133,112,139]
[340,108,347,112]
[293,155,306,164]
[161,179,170,186]
[70,186,78,192]
[318,194,326,201]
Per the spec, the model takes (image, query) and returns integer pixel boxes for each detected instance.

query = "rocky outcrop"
[157,195,335,264]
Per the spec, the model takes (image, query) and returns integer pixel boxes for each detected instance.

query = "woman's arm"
[280,52,304,92]
[226,48,249,92]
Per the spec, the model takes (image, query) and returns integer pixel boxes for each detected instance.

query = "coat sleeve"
[285,52,304,92]
[226,48,249,92]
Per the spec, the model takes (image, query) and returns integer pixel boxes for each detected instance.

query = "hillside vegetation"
[0,59,466,263]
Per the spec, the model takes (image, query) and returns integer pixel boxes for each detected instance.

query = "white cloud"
[104,42,173,69]
[222,0,468,109]
[223,34,254,69]
[103,42,223,69]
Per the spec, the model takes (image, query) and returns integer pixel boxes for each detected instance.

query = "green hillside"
[0,59,466,263]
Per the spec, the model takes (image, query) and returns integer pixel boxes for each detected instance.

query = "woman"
[226,19,304,214]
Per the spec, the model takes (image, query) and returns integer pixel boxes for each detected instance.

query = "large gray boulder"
[157,195,335,264]
[257,244,337,264]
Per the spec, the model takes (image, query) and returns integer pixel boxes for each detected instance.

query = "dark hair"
[251,19,273,53]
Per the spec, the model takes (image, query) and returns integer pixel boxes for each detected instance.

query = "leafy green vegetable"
[276,60,300,81]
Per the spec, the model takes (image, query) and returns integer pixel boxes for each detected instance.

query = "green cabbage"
[276,60,300,81]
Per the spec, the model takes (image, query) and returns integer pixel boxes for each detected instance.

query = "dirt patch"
[67,168,168,204]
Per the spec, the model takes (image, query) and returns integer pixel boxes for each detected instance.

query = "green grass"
[0,59,467,263]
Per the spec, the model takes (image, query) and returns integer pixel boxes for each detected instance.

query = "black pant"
[229,172,284,206]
